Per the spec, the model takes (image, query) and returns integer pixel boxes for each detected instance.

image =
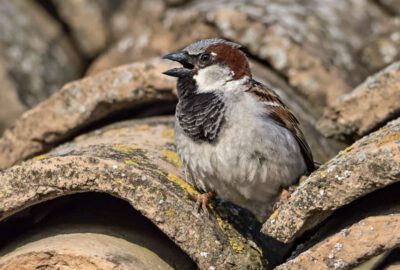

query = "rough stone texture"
[0,117,265,269]
[361,18,400,73]
[318,62,400,141]
[0,61,25,134]
[276,215,400,270]
[262,117,400,243]
[0,0,83,108]
[50,0,111,58]
[0,59,177,170]
[0,233,177,270]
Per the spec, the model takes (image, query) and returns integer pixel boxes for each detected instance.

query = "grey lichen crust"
[0,117,265,269]
[318,61,400,141]
[0,60,178,170]
[275,214,400,270]
[262,117,400,243]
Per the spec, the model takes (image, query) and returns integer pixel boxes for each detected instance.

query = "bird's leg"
[189,191,216,215]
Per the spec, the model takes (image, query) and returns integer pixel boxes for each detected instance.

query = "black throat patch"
[176,77,225,143]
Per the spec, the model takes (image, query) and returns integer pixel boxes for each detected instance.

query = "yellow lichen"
[113,177,133,189]
[319,170,327,178]
[376,131,400,146]
[33,154,49,161]
[167,173,199,195]
[165,207,175,218]
[342,145,353,153]
[162,149,182,168]
[114,144,139,154]
[162,127,175,141]
[269,209,280,221]
[166,173,258,254]
[211,208,247,253]
[113,177,122,185]
[124,160,139,167]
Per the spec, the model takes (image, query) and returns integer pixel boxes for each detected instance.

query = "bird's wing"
[245,79,315,173]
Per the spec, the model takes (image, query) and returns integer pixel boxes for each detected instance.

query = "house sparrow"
[163,39,314,221]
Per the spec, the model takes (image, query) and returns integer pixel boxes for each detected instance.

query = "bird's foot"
[189,191,216,216]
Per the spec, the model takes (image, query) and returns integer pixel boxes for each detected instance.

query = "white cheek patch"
[194,64,234,93]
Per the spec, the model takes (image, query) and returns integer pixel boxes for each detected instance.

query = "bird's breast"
[176,92,225,143]
[174,91,306,220]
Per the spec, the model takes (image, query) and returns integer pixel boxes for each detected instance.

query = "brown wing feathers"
[246,80,315,173]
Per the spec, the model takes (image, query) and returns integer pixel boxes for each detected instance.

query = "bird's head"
[162,39,251,93]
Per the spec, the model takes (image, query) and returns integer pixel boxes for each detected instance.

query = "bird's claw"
[189,192,216,216]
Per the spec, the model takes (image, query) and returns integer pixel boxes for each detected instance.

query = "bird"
[162,38,315,222]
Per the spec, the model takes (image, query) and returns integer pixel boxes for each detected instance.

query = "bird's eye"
[199,53,211,65]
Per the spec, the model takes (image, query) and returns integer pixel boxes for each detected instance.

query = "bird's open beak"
[162,51,194,78]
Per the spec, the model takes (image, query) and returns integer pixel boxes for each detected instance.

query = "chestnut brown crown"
[163,38,251,80]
